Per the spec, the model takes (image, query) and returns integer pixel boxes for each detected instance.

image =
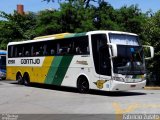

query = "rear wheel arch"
[16,72,22,79]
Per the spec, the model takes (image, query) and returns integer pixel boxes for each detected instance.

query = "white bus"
[7,30,154,93]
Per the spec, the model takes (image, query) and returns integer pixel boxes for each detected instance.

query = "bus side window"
[19,53,22,57]
[35,52,39,56]
[22,47,24,57]
[31,46,34,56]
[14,47,18,57]
[58,48,63,55]
[25,51,30,56]
[46,40,57,56]
[43,45,47,55]
[8,46,12,58]
[73,36,89,55]
[76,47,81,54]
[39,46,43,56]
[67,47,70,53]
[51,49,55,55]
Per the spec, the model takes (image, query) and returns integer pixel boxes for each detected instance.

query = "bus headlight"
[113,77,125,82]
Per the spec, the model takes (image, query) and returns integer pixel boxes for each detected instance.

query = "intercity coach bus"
[7,30,154,93]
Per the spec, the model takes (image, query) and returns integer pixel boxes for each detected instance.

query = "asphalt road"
[0,80,160,120]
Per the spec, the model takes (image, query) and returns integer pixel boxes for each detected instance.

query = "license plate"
[131,85,136,87]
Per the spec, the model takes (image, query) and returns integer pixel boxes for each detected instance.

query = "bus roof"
[8,30,138,46]
[33,33,71,40]
[86,30,138,36]
[33,32,87,40]
[0,50,7,55]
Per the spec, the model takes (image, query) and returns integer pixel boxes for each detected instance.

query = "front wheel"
[77,76,89,93]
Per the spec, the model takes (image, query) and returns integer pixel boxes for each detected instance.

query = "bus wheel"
[77,76,89,93]
[16,73,23,85]
[23,73,30,86]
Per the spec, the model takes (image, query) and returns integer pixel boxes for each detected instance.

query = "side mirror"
[107,43,117,58]
[143,45,154,60]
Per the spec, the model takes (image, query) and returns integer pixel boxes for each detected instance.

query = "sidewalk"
[144,86,160,90]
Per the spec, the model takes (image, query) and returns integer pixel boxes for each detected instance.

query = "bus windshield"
[109,33,139,46]
[112,45,145,75]
[109,34,144,75]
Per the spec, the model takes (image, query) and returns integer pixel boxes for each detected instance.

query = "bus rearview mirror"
[143,45,154,60]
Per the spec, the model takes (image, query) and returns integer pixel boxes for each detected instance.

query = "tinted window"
[0,56,6,70]
[8,36,89,58]
[109,33,139,45]
[91,34,111,76]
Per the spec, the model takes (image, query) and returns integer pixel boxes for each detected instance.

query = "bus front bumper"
[110,80,146,91]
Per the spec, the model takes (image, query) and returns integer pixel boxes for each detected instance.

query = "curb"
[144,87,160,90]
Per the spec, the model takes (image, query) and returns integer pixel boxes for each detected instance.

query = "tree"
[58,1,96,32]
[35,0,96,34]
[43,0,103,8]
[116,5,146,34]
[0,11,37,49]
[35,9,62,36]
[142,11,160,84]
[93,1,120,30]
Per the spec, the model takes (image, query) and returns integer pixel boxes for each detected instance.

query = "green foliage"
[58,1,96,32]
[94,1,120,30]
[142,11,160,74]
[35,10,62,35]
[43,0,103,8]
[0,11,36,49]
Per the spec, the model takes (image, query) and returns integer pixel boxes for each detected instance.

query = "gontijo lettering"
[21,59,40,64]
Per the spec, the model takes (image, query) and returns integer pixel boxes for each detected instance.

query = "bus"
[0,50,6,80]
[7,30,154,93]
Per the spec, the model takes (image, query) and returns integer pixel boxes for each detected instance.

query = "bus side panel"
[7,56,73,85]
[7,57,54,83]
[7,55,111,91]
[44,56,73,86]
[61,55,92,88]
[60,55,111,91]
[7,66,16,80]
[31,56,54,83]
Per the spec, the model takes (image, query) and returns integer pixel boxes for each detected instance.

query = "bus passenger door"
[99,45,111,76]
[91,34,111,90]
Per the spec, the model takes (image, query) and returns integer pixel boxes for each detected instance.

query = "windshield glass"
[109,33,139,46]
[112,45,145,75]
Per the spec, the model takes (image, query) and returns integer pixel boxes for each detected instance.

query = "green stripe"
[64,32,87,38]
[52,56,73,85]
[45,56,63,84]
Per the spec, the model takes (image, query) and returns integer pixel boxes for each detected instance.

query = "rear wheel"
[77,76,89,93]
[16,73,23,85]
[23,73,30,86]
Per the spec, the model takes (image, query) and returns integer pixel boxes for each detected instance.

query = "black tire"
[77,76,89,93]
[2,77,6,80]
[16,73,23,85]
[23,73,30,86]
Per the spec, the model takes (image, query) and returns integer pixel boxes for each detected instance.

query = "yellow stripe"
[7,56,54,83]
[33,33,70,40]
